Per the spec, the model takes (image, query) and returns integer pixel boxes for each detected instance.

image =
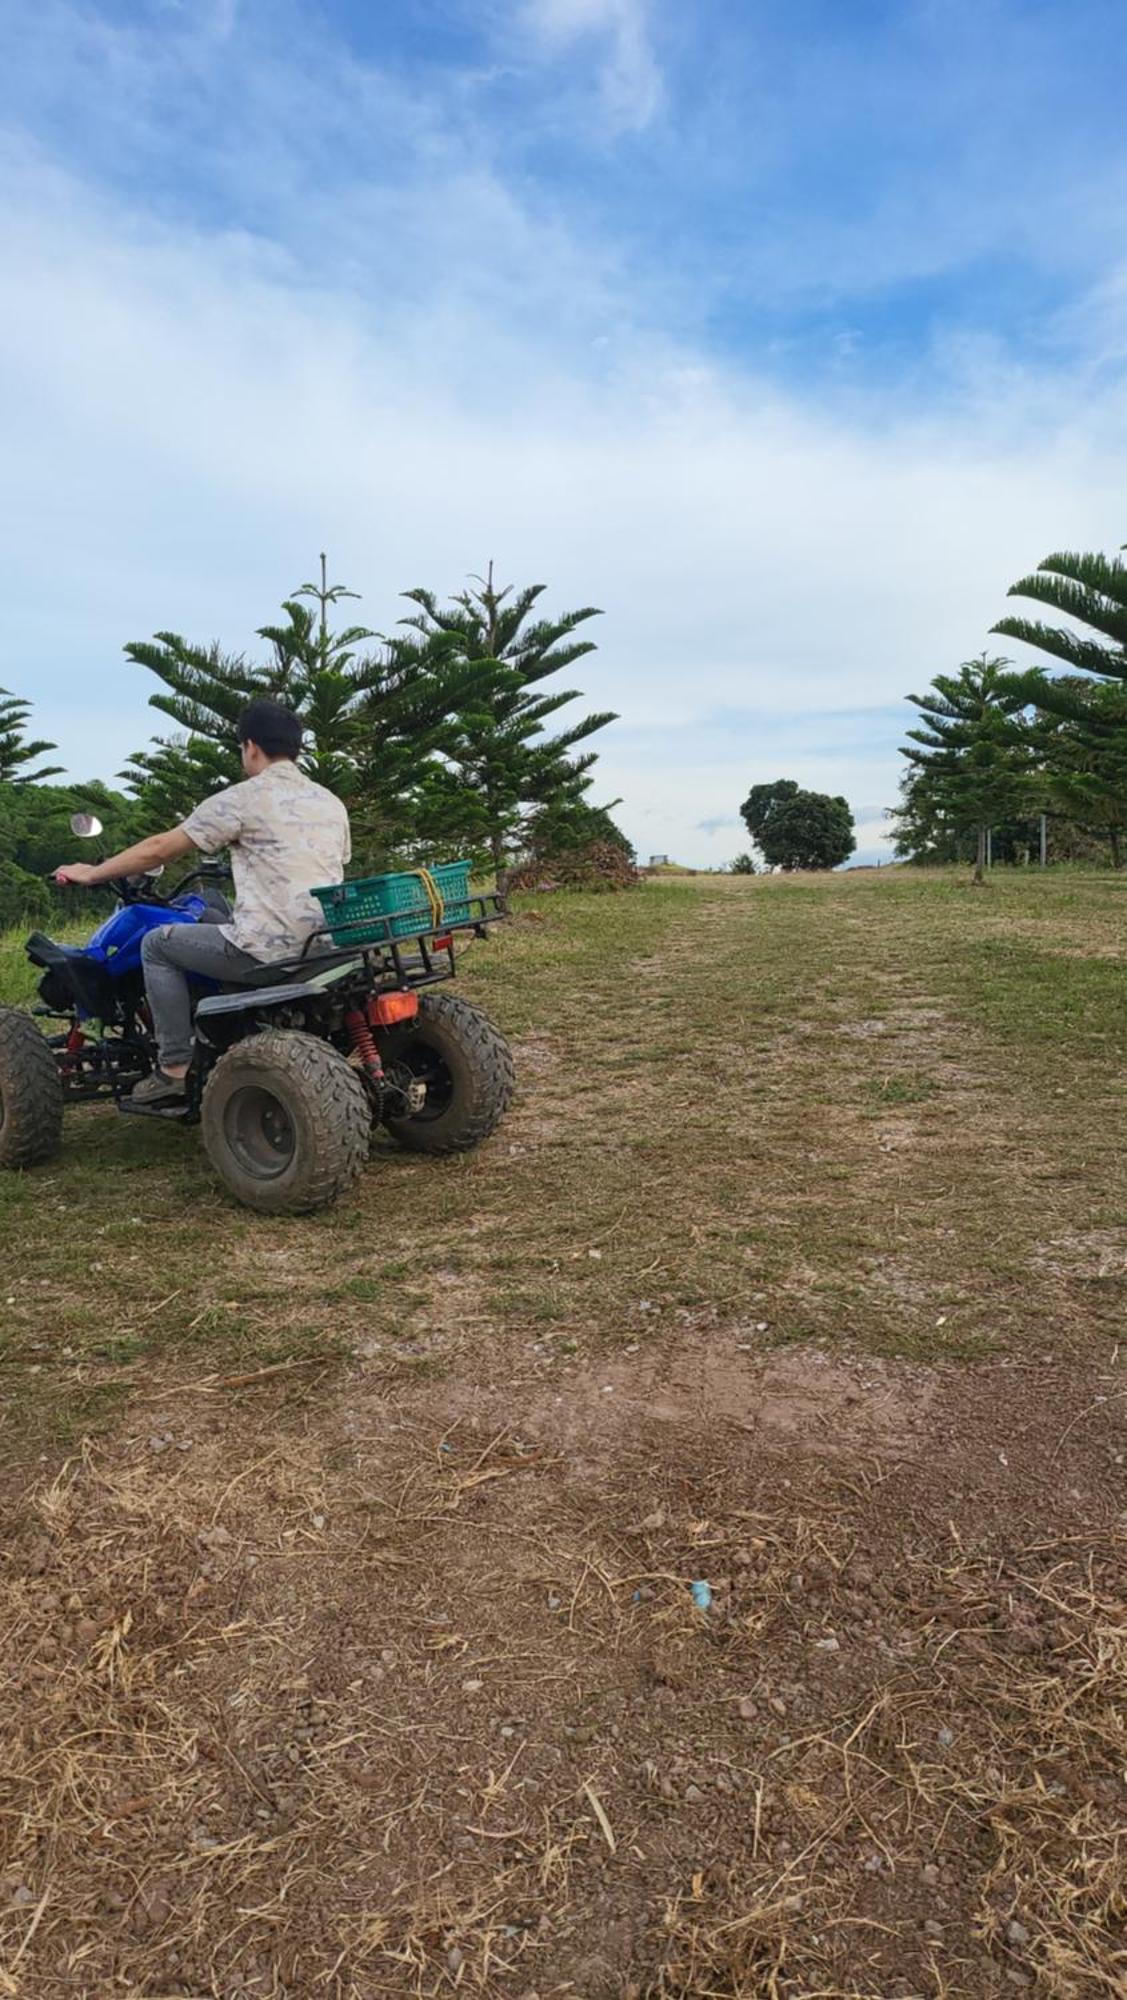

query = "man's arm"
[55,826,196,888]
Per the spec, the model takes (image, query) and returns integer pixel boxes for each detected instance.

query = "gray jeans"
[141,920,262,1068]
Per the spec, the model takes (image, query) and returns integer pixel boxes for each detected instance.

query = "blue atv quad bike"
[0,836,513,1216]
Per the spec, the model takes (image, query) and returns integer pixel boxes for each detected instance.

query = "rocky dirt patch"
[0,1344,1123,1998]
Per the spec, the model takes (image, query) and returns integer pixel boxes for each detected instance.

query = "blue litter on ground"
[691,1579,712,1611]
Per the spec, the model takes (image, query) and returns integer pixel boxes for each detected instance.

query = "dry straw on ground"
[1,1398,1123,1997]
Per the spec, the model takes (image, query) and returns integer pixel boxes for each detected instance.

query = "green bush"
[0,861,50,931]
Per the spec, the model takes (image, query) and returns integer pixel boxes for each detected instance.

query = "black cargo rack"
[295,891,507,985]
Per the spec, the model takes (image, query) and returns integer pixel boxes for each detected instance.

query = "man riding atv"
[56,698,348,1107]
[4,708,512,1213]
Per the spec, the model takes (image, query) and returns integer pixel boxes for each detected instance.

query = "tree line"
[893,545,1127,876]
[0,561,628,927]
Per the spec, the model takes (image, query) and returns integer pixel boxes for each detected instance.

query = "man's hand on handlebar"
[53,827,196,889]
[54,863,102,887]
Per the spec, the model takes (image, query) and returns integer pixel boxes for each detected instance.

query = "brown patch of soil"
[1037,1228,1127,1281]
[419,1337,936,1469]
[0,1345,1122,1999]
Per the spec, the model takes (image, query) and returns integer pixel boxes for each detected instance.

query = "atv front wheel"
[201,1031,371,1214]
[0,1007,64,1170]
[381,991,514,1155]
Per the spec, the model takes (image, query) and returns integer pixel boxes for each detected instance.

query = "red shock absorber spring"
[62,1025,86,1077]
[346,1008,385,1085]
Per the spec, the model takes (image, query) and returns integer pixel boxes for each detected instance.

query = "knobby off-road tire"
[0,1006,64,1171]
[382,991,515,1156]
[201,1030,371,1215]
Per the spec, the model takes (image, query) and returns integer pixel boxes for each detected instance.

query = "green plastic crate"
[312,861,473,945]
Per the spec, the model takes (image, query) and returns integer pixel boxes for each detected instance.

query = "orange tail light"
[369,991,419,1027]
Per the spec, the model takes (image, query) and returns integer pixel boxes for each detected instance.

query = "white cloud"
[2,138,1127,866]
[520,0,662,130]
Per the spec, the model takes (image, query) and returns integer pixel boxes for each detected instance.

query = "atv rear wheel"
[0,1006,64,1170]
[201,1030,371,1214]
[381,991,514,1155]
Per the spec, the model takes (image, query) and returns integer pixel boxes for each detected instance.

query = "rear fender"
[194,958,365,1023]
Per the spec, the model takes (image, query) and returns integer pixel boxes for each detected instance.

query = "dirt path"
[1,874,1124,1997]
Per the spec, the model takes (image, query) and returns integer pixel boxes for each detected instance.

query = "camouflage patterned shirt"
[181,759,351,961]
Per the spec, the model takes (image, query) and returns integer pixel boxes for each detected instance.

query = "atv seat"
[194,948,369,1026]
[216,946,367,989]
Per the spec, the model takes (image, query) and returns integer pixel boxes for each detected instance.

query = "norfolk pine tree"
[122,560,491,857]
[0,688,63,785]
[900,655,1036,883]
[993,547,1127,695]
[1027,676,1127,867]
[992,544,1127,867]
[395,568,616,888]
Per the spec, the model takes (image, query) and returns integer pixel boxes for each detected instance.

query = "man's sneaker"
[131,1069,189,1106]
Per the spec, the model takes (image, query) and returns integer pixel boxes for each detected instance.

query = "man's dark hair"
[236,697,303,761]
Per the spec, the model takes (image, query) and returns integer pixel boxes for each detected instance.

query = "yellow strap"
[410,867,445,931]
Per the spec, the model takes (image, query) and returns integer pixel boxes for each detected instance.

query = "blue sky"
[4,0,1127,862]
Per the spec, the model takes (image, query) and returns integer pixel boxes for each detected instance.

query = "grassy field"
[0,870,1123,1997]
[2,868,1124,1429]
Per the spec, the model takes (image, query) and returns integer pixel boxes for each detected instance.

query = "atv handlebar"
[170,863,234,898]
[53,862,233,905]
[54,868,169,900]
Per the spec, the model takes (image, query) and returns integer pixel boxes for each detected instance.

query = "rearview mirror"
[70,812,104,839]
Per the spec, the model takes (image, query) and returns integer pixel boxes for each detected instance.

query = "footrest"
[117,1097,193,1122]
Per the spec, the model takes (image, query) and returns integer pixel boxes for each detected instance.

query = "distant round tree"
[740,780,855,870]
